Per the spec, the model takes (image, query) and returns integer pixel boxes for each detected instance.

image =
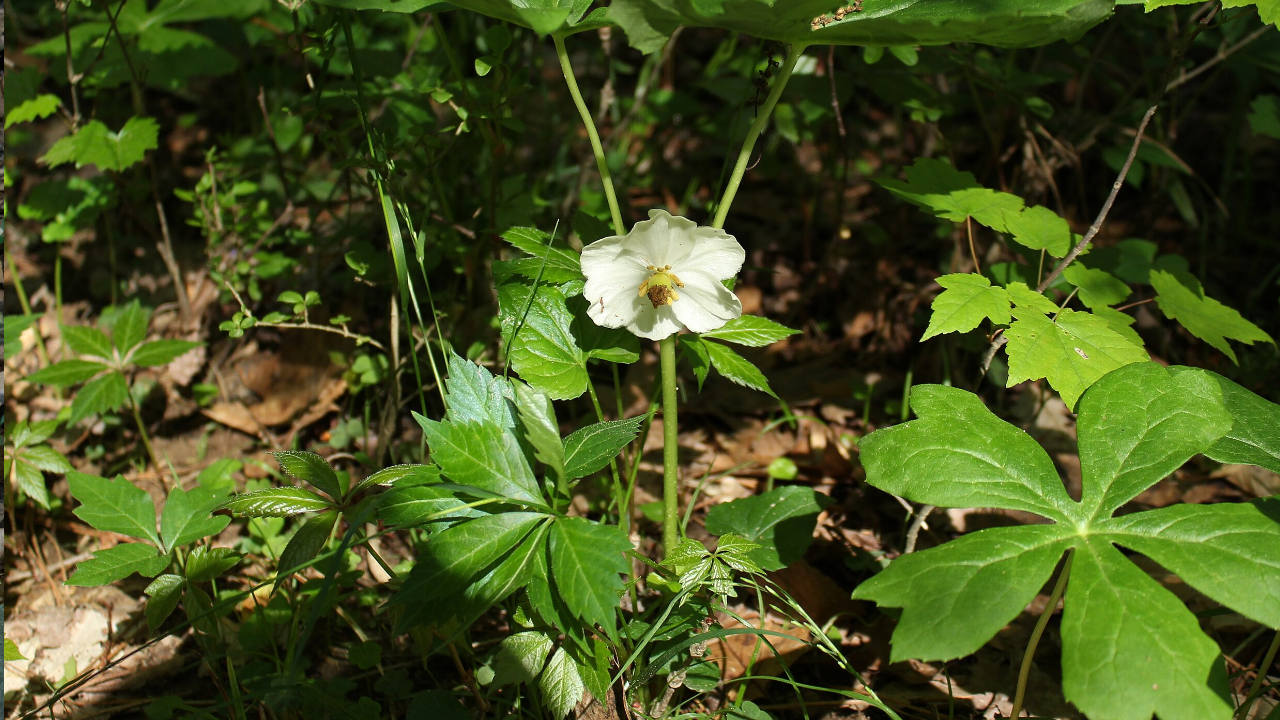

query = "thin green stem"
[1011,551,1073,719]
[127,392,165,489]
[660,335,680,553]
[587,380,626,530]
[711,43,806,230]
[553,33,625,236]
[1239,629,1280,719]
[7,247,53,367]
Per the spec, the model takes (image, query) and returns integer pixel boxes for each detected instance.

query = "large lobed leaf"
[611,0,1115,53]
[854,362,1280,720]
[68,471,161,546]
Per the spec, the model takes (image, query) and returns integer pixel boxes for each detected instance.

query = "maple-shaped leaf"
[921,274,1011,341]
[879,158,1024,231]
[1002,205,1073,257]
[1150,270,1273,363]
[855,362,1280,720]
[1004,307,1149,408]
[1062,265,1130,309]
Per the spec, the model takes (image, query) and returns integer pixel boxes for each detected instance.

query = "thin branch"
[1165,24,1271,92]
[904,505,934,554]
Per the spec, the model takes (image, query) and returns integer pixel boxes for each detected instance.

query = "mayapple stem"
[659,335,680,552]
[712,43,807,230]
[1010,550,1073,718]
[553,33,626,236]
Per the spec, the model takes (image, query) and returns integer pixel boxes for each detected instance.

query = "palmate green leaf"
[389,512,547,631]
[26,359,107,387]
[703,486,833,570]
[499,282,589,401]
[184,546,242,583]
[273,450,343,501]
[701,316,800,347]
[562,417,644,480]
[921,273,1011,341]
[549,517,630,634]
[275,511,337,588]
[540,646,587,720]
[454,523,550,633]
[515,381,566,488]
[1150,270,1274,363]
[42,117,159,172]
[418,417,545,507]
[1004,307,1149,409]
[18,445,74,474]
[611,0,1114,53]
[66,543,169,586]
[217,486,335,517]
[442,351,517,432]
[113,301,150,355]
[160,485,230,552]
[1090,305,1144,347]
[1002,205,1072,257]
[69,371,130,427]
[1144,0,1277,26]
[6,94,62,128]
[68,472,161,546]
[144,574,184,631]
[377,485,482,528]
[1061,539,1233,720]
[879,158,1025,230]
[129,340,201,368]
[491,631,555,687]
[61,324,115,360]
[705,341,777,398]
[11,461,51,509]
[1195,372,1280,474]
[855,363,1280,720]
[1062,265,1130,309]
[852,525,1072,661]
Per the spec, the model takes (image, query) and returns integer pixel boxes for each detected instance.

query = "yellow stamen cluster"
[638,265,685,309]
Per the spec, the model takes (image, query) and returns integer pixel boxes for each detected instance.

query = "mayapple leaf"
[858,384,1078,522]
[855,363,1280,720]
[1060,539,1233,720]
[562,417,644,480]
[1195,371,1280,474]
[217,486,336,517]
[42,117,159,172]
[1062,265,1131,309]
[852,525,1072,661]
[66,543,169,587]
[703,486,833,570]
[704,341,777,398]
[611,0,1114,53]
[921,273,1011,341]
[273,450,344,501]
[1004,307,1149,409]
[160,485,230,553]
[68,471,161,546]
[701,315,800,347]
[498,281,589,401]
[1150,269,1273,364]
[418,417,545,507]
[1143,0,1276,26]
[1075,362,1231,523]
[549,517,631,634]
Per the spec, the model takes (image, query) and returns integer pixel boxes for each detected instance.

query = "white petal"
[632,210,696,267]
[628,304,683,341]
[584,255,650,329]
[676,228,745,280]
[580,232,631,267]
[673,269,742,333]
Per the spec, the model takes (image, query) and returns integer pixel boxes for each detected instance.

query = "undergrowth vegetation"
[4,0,1280,718]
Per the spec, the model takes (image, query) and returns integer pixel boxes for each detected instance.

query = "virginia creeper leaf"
[703,486,833,570]
[66,543,169,586]
[549,517,630,634]
[562,417,643,480]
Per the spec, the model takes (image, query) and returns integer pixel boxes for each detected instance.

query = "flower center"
[638,265,685,309]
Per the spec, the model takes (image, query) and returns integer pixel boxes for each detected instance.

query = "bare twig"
[903,504,934,554]
[1165,24,1271,92]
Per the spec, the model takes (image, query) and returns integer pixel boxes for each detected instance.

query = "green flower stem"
[712,43,806,230]
[1011,550,1073,719]
[553,33,626,236]
[659,335,681,552]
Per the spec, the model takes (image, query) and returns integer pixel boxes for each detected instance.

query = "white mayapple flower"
[581,210,745,341]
